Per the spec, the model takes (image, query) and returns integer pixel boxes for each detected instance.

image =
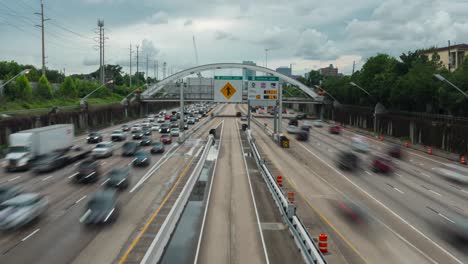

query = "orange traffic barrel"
[276,175,283,187]
[379,135,384,141]
[404,141,409,148]
[461,155,466,165]
[427,147,433,155]
[287,192,295,203]
[318,234,328,254]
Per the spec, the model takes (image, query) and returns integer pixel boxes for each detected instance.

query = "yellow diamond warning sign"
[220,82,236,99]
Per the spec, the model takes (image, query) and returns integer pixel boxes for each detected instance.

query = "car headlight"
[18,158,28,166]
[87,137,91,139]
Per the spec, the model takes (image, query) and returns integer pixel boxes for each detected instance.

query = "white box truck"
[5,124,75,171]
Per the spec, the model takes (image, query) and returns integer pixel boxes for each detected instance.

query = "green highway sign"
[247,76,280,81]
[214,76,243,80]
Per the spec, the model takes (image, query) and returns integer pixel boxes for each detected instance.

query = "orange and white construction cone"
[276,175,283,187]
[318,234,328,254]
[427,147,433,155]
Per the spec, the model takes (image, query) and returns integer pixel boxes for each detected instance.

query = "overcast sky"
[1,0,467,77]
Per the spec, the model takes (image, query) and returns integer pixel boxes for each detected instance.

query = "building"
[275,66,292,76]
[422,44,468,71]
[319,64,338,77]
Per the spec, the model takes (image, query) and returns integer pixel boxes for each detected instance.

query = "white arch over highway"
[140,63,321,100]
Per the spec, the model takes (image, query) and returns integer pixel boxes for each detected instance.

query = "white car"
[286,126,300,134]
[170,128,180,137]
[111,130,127,141]
[151,124,160,131]
[241,116,247,121]
[0,193,48,230]
[92,142,114,158]
[131,124,142,132]
[434,164,468,184]
[187,118,195,125]
[351,136,369,153]
[157,117,165,123]
[313,120,323,127]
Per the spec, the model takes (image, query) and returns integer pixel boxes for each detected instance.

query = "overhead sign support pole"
[278,82,283,134]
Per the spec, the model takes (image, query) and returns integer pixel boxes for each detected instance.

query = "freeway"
[247,106,468,264]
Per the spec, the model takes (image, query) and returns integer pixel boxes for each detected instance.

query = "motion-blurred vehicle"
[388,145,403,159]
[142,128,151,136]
[335,200,369,225]
[0,186,22,203]
[183,124,189,130]
[295,113,307,120]
[157,117,165,123]
[170,122,179,128]
[313,120,323,127]
[87,132,103,144]
[111,130,127,141]
[170,128,180,137]
[106,167,131,190]
[236,112,242,117]
[131,124,142,132]
[160,134,172,144]
[329,125,342,134]
[288,119,299,126]
[164,114,171,120]
[187,118,195,125]
[75,158,100,183]
[133,151,151,167]
[151,142,165,154]
[121,124,130,131]
[132,131,144,140]
[33,151,68,173]
[443,216,468,243]
[122,142,139,156]
[351,136,369,153]
[434,164,468,185]
[296,131,309,141]
[371,155,393,173]
[0,193,48,230]
[151,124,160,131]
[160,123,170,133]
[140,136,152,146]
[170,115,177,122]
[92,142,114,159]
[5,124,74,172]
[286,126,301,134]
[240,115,247,121]
[337,151,360,171]
[80,189,119,225]
[300,125,311,132]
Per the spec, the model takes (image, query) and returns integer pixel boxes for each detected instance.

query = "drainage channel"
[159,140,219,264]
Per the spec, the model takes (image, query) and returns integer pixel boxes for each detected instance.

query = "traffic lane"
[197,119,266,264]
[250,123,431,264]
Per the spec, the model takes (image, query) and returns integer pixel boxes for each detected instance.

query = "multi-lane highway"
[245,105,468,264]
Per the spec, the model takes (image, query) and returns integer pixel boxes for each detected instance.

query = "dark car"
[160,124,170,133]
[160,134,172,145]
[300,125,310,132]
[122,142,139,156]
[80,190,119,225]
[170,122,179,128]
[121,124,130,132]
[0,185,22,203]
[140,136,152,146]
[142,128,152,136]
[133,151,151,167]
[371,155,393,173]
[33,152,68,173]
[337,151,359,171]
[132,132,144,140]
[296,114,307,120]
[151,142,165,154]
[170,115,177,122]
[288,119,298,126]
[296,131,309,141]
[106,167,131,190]
[75,159,100,183]
[183,124,189,130]
[388,145,403,159]
[87,132,103,144]
[329,125,342,134]
[236,112,242,117]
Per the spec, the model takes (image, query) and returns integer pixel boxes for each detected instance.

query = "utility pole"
[146,54,149,84]
[153,60,156,80]
[136,45,140,80]
[163,62,167,79]
[265,48,269,68]
[103,26,106,83]
[352,61,356,75]
[97,20,104,85]
[35,0,49,76]
[129,44,132,87]
[448,40,451,72]
[155,60,159,80]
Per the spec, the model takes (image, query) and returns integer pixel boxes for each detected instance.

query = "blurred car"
[87,132,103,144]
[351,136,369,153]
[337,151,359,171]
[151,124,160,131]
[443,216,468,243]
[121,124,130,132]
[183,124,189,130]
[187,118,195,125]
[157,117,165,123]
[131,124,142,132]
[132,131,144,140]
[194,116,200,122]
[335,200,369,225]
[434,164,468,185]
[164,114,171,120]
[288,119,299,126]
[170,128,180,137]
[151,142,165,154]
[75,159,100,183]
[160,134,172,144]
[296,131,309,141]
[236,112,242,117]
[0,193,48,230]
[300,125,310,132]
[92,142,114,159]
[170,115,177,122]
[142,128,152,136]
[371,155,393,173]
[122,142,139,156]
[329,125,342,134]
[133,151,151,167]
[160,123,170,133]
[80,189,119,225]
[313,120,323,127]
[111,130,127,141]
[240,115,247,121]
[106,167,131,190]
[0,185,22,204]
[170,122,179,128]
[286,126,300,134]
[34,151,68,173]
[388,145,403,159]
[140,136,153,146]
[296,113,307,120]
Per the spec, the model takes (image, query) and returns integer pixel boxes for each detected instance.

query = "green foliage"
[56,76,77,98]
[5,75,33,101]
[36,75,53,99]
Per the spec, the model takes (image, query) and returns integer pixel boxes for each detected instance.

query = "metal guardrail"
[140,135,214,264]
[246,129,327,264]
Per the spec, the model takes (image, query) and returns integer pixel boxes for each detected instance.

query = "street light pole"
[349,82,377,136]
[179,80,185,143]
[434,74,468,98]
[80,80,114,106]
[0,69,31,96]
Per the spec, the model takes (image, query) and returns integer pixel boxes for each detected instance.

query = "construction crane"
[193,35,203,78]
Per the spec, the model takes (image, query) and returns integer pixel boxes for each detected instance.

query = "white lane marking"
[101,178,110,186]
[236,121,270,264]
[410,159,414,162]
[395,173,403,177]
[438,213,455,224]
[75,195,87,204]
[296,141,463,264]
[394,188,405,194]
[421,173,431,178]
[365,171,372,175]
[461,189,468,194]
[68,172,79,179]
[22,229,40,241]
[186,146,196,156]
[328,149,332,152]
[42,175,53,181]
[420,163,424,166]
[431,168,436,170]
[102,162,107,165]
[429,190,442,196]
[8,176,21,182]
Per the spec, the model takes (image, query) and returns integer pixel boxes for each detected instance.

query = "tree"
[56,76,77,98]
[36,75,53,99]
[5,75,33,101]
[306,70,323,86]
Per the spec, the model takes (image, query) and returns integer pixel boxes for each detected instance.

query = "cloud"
[214,31,238,41]
[147,11,169,24]
[184,19,192,26]
[295,29,339,60]
[83,57,100,66]
[140,39,160,57]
